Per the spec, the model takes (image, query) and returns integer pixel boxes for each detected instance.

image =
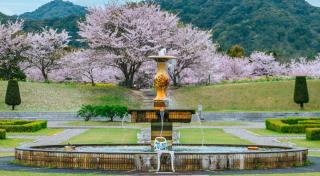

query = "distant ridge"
[20,0,86,20]
[155,0,320,59]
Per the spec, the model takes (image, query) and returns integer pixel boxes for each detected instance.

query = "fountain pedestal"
[129,55,195,148]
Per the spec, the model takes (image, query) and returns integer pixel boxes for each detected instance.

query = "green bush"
[78,105,128,122]
[0,129,6,139]
[306,128,320,140]
[5,80,21,110]
[266,117,320,133]
[77,105,96,121]
[294,76,309,109]
[0,120,47,132]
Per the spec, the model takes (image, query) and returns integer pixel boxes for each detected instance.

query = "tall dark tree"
[294,76,309,110]
[5,80,21,110]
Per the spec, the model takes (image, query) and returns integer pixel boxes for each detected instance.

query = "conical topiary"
[5,80,21,110]
[294,76,309,109]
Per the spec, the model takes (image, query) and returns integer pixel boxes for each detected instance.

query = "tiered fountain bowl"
[15,53,308,172]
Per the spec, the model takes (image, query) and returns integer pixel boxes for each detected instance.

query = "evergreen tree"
[294,76,309,109]
[5,80,21,110]
[227,44,245,58]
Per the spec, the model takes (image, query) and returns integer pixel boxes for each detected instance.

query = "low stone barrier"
[15,144,308,172]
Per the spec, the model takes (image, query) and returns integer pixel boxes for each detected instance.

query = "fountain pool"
[15,144,307,172]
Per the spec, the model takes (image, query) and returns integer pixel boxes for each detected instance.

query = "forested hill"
[154,0,320,60]
[20,0,86,20]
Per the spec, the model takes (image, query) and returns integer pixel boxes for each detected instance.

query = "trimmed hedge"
[0,129,6,139]
[0,120,47,132]
[266,117,320,133]
[306,128,320,140]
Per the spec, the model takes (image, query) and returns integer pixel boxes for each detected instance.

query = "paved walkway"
[21,129,87,147]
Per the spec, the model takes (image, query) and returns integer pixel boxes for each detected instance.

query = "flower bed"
[266,117,320,133]
[0,120,47,132]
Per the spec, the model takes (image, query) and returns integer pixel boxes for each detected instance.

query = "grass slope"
[0,81,142,112]
[173,80,320,112]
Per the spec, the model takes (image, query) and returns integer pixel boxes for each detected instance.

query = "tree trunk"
[12,105,15,111]
[300,103,304,110]
[91,79,96,86]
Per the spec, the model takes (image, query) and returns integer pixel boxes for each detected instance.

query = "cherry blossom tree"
[79,3,179,88]
[209,54,253,83]
[23,28,70,81]
[167,25,217,86]
[289,56,320,77]
[60,49,120,85]
[249,51,285,77]
[0,20,29,80]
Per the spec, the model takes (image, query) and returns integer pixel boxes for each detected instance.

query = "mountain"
[0,12,9,22]
[155,0,320,60]
[18,0,86,47]
[20,0,86,20]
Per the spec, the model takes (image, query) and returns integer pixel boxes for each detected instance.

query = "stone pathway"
[21,129,87,147]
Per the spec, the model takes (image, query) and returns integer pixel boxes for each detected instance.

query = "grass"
[0,81,142,112]
[0,138,32,148]
[174,121,245,127]
[7,128,64,136]
[179,128,252,145]
[279,138,320,149]
[0,152,14,157]
[66,121,150,128]
[247,128,304,136]
[66,121,244,127]
[64,128,139,144]
[309,152,320,157]
[173,80,320,112]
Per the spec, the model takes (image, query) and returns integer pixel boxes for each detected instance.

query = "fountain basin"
[15,144,307,172]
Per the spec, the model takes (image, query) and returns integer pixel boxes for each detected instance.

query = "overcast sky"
[0,0,319,15]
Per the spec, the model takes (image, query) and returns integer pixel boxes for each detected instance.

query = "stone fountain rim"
[16,144,307,155]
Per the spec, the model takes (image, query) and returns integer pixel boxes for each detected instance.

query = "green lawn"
[0,138,32,148]
[174,121,245,127]
[173,80,320,112]
[309,152,320,157]
[8,128,63,136]
[67,121,244,127]
[279,138,320,148]
[66,121,150,128]
[247,128,304,136]
[0,152,14,157]
[0,81,142,112]
[64,128,139,144]
[179,128,252,145]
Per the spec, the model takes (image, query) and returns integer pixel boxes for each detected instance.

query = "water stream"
[196,112,205,147]
[160,110,165,136]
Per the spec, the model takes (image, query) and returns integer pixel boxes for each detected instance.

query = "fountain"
[15,50,308,172]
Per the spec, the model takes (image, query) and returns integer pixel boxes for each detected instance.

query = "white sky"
[0,0,319,15]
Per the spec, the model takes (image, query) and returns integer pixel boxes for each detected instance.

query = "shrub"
[5,80,21,110]
[95,105,128,122]
[77,105,96,121]
[294,76,309,109]
[78,105,128,122]
[0,120,47,132]
[306,128,320,140]
[266,117,320,133]
[0,129,6,139]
